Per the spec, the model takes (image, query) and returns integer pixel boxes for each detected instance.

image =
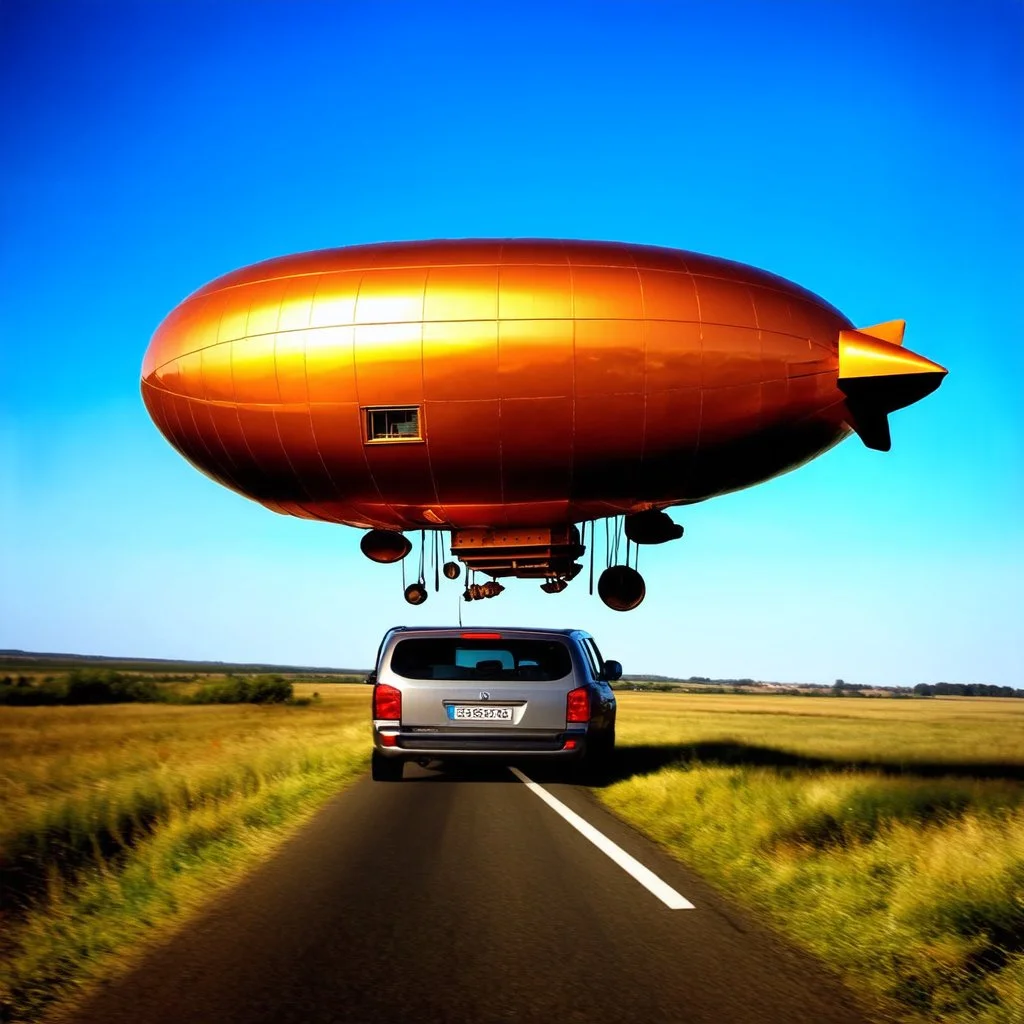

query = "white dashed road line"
[509,766,695,910]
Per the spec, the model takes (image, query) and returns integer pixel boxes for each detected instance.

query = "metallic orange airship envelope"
[141,239,946,610]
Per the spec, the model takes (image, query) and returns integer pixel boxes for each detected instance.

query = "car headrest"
[474,660,506,675]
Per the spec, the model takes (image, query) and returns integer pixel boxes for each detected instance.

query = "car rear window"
[390,638,573,681]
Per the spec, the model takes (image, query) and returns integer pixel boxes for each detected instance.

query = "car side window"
[375,633,391,673]
[579,637,603,680]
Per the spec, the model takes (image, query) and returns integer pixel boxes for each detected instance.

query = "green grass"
[596,693,1024,1024]
[0,684,369,1023]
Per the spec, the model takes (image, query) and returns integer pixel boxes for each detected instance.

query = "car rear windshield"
[390,638,573,681]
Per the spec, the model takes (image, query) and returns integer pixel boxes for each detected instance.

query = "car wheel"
[604,724,616,760]
[583,725,616,782]
[371,750,404,782]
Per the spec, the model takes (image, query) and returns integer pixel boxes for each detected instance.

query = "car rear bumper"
[372,727,587,758]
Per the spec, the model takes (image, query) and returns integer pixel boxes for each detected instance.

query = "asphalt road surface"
[66,764,869,1024]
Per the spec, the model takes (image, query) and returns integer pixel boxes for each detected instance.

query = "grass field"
[599,693,1024,1024]
[2,685,1022,1024]
[0,684,369,1023]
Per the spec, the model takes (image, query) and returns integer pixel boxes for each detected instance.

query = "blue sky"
[1,0,1021,685]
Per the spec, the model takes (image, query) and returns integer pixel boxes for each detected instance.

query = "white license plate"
[449,705,514,721]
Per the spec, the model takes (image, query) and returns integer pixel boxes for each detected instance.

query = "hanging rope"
[588,521,595,595]
[433,531,440,591]
[418,529,426,585]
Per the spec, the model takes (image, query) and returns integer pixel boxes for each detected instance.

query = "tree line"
[0,669,298,705]
[912,682,1022,698]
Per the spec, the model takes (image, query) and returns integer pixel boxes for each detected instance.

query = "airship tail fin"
[856,319,906,345]
[842,403,893,452]
[838,328,947,452]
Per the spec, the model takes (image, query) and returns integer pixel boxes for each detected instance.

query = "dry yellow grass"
[0,684,369,1023]
[611,691,1024,766]
[598,693,1024,1024]
[4,684,1022,1024]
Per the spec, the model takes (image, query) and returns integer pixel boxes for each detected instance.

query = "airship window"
[366,407,421,443]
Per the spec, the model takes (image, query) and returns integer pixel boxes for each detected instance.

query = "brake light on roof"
[461,632,502,640]
[373,683,402,720]
[566,686,590,723]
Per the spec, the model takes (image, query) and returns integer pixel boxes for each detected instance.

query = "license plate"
[448,705,514,721]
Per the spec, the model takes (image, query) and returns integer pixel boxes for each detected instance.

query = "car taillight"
[373,683,402,720]
[566,686,590,723]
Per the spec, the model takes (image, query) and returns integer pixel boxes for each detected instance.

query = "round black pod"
[403,583,428,605]
[442,561,461,580]
[361,530,412,563]
[597,566,646,611]
[624,510,684,545]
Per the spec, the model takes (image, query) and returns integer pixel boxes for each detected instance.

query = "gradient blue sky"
[2,1,1021,685]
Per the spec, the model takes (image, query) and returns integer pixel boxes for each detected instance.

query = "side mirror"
[601,660,622,682]
[365,670,377,685]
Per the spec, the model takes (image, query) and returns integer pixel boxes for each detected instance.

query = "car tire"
[371,750,404,782]
[583,725,616,783]
[601,723,616,757]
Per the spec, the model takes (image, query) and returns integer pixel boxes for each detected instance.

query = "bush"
[189,675,293,705]
[248,676,293,703]
[1,670,164,705]
[0,683,63,706]
[0,671,294,706]
[64,670,162,704]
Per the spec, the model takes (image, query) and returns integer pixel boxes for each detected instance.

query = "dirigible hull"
[141,239,942,532]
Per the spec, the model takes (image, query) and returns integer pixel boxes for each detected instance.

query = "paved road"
[66,764,868,1024]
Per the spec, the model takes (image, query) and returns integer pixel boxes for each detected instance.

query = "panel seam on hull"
[348,272,397,520]
[144,320,832,387]
[154,317,816,350]
[418,317,444,520]
[190,265,838,315]
[187,391,247,495]
[227,296,278,496]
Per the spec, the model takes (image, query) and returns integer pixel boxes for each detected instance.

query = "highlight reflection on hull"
[141,239,946,608]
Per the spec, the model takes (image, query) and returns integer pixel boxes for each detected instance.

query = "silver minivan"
[368,627,620,781]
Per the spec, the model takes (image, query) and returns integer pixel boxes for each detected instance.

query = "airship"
[141,239,946,610]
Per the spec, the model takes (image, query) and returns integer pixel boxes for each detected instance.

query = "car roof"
[384,626,586,638]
